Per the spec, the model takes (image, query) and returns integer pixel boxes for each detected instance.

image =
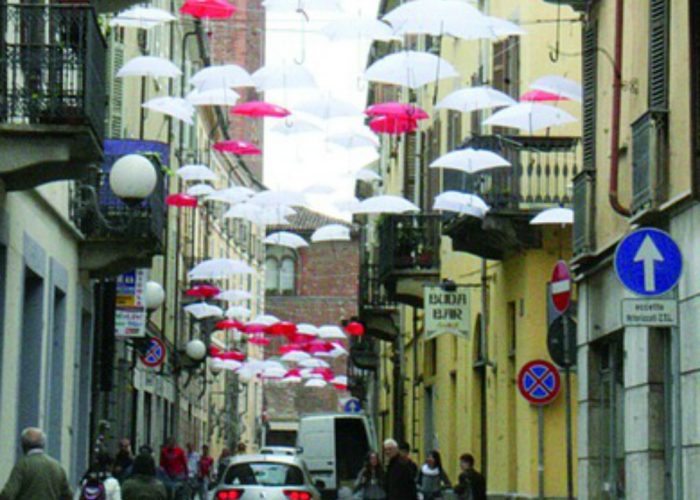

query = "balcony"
[359,262,398,341]
[71,140,168,277]
[378,213,442,307]
[0,2,106,190]
[444,135,580,260]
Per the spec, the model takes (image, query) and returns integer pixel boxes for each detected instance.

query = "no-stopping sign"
[140,337,166,368]
[517,359,561,406]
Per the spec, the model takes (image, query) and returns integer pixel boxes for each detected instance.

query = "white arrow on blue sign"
[614,228,682,297]
[344,398,361,414]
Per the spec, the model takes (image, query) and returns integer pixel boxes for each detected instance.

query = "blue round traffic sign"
[140,337,166,368]
[614,228,682,297]
[344,398,361,413]
[517,360,561,405]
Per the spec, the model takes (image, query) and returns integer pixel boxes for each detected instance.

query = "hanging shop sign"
[424,285,470,340]
[115,269,149,338]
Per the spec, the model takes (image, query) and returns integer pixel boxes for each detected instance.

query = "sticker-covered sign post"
[424,285,471,340]
[115,269,149,338]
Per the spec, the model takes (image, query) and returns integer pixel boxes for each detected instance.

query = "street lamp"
[185,339,207,362]
[143,281,165,310]
[109,154,158,204]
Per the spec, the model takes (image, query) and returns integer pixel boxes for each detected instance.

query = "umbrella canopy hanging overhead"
[435,86,517,113]
[190,64,255,91]
[252,63,318,91]
[270,118,324,136]
[530,207,574,225]
[188,258,254,280]
[297,323,320,336]
[231,101,291,118]
[110,6,176,29]
[334,197,361,213]
[117,56,182,78]
[226,305,252,318]
[383,0,494,40]
[180,0,236,19]
[249,190,308,208]
[369,116,418,135]
[186,88,240,107]
[520,89,570,102]
[265,231,309,249]
[365,51,459,89]
[184,302,223,319]
[166,193,199,208]
[483,102,577,133]
[327,132,379,150]
[216,289,253,302]
[213,140,262,155]
[293,96,363,120]
[320,18,398,42]
[433,191,489,218]
[204,186,255,204]
[263,0,343,14]
[365,102,429,120]
[305,379,328,388]
[529,76,583,102]
[352,195,420,214]
[354,169,382,182]
[224,204,295,225]
[429,148,511,174]
[186,184,215,197]
[318,325,347,340]
[176,164,218,182]
[142,96,194,124]
[281,351,311,363]
[311,224,351,243]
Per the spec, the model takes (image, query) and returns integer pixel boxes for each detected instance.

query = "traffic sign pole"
[538,405,544,500]
[563,318,574,500]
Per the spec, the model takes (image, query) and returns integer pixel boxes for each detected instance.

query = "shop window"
[280,257,295,294]
[265,258,279,293]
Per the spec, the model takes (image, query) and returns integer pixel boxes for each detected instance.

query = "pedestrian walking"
[186,443,200,496]
[159,438,189,499]
[416,451,451,500]
[121,454,168,500]
[0,427,72,500]
[383,439,417,500]
[453,454,485,500]
[215,448,232,484]
[197,445,214,500]
[76,452,122,500]
[353,451,386,499]
[113,439,134,483]
[398,442,418,480]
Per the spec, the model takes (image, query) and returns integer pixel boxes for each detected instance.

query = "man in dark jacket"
[383,439,417,500]
[454,453,486,500]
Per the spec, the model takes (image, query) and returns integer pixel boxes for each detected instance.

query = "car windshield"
[224,462,305,487]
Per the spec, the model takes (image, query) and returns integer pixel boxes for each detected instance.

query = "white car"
[260,446,300,457]
[212,454,321,500]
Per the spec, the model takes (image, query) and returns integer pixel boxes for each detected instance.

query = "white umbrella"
[318,325,347,340]
[530,207,574,225]
[365,51,459,89]
[334,197,361,212]
[186,88,240,107]
[331,375,348,386]
[483,103,577,134]
[224,204,295,225]
[210,358,243,372]
[225,305,252,318]
[352,195,420,214]
[489,17,527,37]
[434,191,489,218]
[327,132,379,150]
[384,0,493,40]
[142,96,194,124]
[321,18,398,42]
[117,56,181,78]
[329,345,348,358]
[252,63,318,91]
[294,96,363,120]
[311,224,351,243]
[281,351,311,363]
[190,64,255,91]
[270,118,324,136]
[305,379,328,388]
[530,76,583,102]
[186,184,215,197]
[265,231,309,249]
[188,258,254,280]
[250,314,280,326]
[354,169,382,182]
[263,0,343,13]
[300,358,330,368]
[262,367,287,380]
[435,86,517,113]
[176,164,218,182]
[429,148,511,174]
[281,376,303,384]
[216,289,253,302]
[184,302,223,319]
[297,323,319,336]
[204,187,255,204]
[250,190,308,208]
[109,6,176,29]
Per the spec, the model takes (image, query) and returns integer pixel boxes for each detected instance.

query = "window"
[224,462,304,486]
[265,258,279,293]
[280,257,295,294]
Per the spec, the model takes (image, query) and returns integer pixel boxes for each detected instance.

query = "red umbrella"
[520,89,570,102]
[166,193,198,208]
[365,102,429,120]
[284,368,302,378]
[243,323,267,334]
[248,334,270,346]
[180,0,236,19]
[186,284,221,299]
[369,115,418,135]
[279,343,304,355]
[304,340,333,354]
[231,101,291,118]
[216,319,244,331]
[266,321,297,336]
[287,332,316,344]
[312,367,335,381]
[213,140,261,155]
[345,321,365,337]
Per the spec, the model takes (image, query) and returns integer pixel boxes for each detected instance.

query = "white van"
[296,413,377,498]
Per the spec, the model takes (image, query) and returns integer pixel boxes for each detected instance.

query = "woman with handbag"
[353,451,387,499]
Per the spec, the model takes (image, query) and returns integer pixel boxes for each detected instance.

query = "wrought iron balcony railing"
[377,214,442,281]
[360,263,395,309]
[0,2,106,139]
[446,135,581,211]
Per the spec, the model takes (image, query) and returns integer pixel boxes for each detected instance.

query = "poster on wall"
[115,269,148,338]
[424,285,471,341]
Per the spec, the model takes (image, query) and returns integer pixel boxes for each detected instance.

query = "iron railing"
[71,140,168,247]
[0,2,106,140]
[445,135,581,211]
[360,263,395,309]
[377,214,442,281]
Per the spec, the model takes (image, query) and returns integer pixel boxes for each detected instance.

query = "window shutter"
[648,0,669,110]
[403,132,417,202]
[582,21,598,171]
[107,39,124,138]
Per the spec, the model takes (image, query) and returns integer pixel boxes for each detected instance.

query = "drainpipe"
[608,0,631,216]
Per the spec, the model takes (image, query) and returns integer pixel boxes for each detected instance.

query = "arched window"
[279,257,295,294]
[265,258,279,293]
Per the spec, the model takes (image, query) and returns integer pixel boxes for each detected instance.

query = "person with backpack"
[76,452,122,500]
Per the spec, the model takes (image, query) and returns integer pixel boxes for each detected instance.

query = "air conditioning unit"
[631,110,668,216]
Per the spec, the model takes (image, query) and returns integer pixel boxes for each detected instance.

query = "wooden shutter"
[107,34,124,138]
[582,21,597,171]
[648,0,669,110]
[404,132,417,203]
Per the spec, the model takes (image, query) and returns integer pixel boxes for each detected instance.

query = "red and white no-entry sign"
[550,260,572,313]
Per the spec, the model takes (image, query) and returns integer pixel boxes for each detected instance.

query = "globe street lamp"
[143,281,165,311]
[109,154,158,205]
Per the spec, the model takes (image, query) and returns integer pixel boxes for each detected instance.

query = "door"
[300,418,336,490]
[335,417,370,489]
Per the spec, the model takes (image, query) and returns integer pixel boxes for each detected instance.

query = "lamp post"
[109,154,158,204]
[143,281,166,311]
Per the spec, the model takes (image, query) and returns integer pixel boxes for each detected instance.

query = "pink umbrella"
[248,333,271,346]
[279,343,304,355]
[369,116,418,135]
[186,284,221,298]
[231,101,291,118]
[180,0,236,19]
[266,321,297,336]
[166,193,198,208]
[304,340,333,354]
[365,102,429,120]
[520,89,570,102]
[213,140,262,155]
